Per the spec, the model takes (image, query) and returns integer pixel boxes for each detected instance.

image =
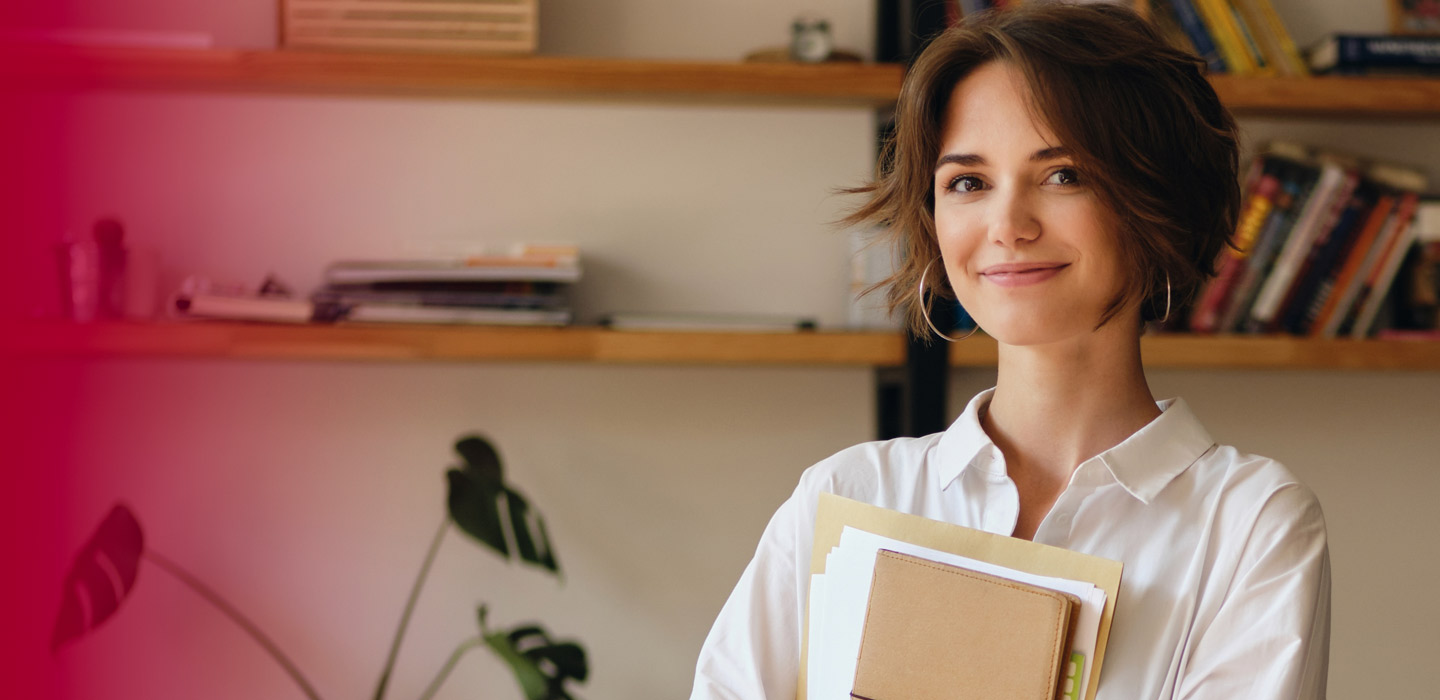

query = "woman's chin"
[973,316,1096,348]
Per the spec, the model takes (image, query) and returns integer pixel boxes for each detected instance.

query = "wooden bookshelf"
[952,333,1440,371]
[0,46,904,107]
[7,321,1440,371]
[1208,74,1440,119]
[0,321,906,366]
[5,45,1440,373]
[5,45,1440,117]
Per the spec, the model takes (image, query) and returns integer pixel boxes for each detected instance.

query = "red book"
[1190,173,1280,333]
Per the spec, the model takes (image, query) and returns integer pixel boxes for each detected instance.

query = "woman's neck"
[982,320,1160,486]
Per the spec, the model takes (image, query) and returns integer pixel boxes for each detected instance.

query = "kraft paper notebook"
[800,493,1123,700]
[849,550,1082,700]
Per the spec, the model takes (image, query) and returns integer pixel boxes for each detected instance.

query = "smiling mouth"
[981,264,1068,287]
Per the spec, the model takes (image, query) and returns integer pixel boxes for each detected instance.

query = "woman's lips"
[980,263,1068,287]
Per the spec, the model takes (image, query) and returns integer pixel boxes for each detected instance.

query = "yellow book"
[1229,0,1290,75]
[1249,0,1309,75]
[1192,0,1257,74]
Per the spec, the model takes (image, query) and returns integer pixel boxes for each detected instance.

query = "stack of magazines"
[313,245,580,326]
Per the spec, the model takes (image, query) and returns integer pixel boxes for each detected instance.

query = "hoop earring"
[918,259,977,342]
[1158,273,1172,325]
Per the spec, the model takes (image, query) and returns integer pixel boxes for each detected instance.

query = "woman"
[690,4,1329,699]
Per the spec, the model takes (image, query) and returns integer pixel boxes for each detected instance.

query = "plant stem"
[143,549,324,700]
[414,635,484,700]
[372,515,450,700]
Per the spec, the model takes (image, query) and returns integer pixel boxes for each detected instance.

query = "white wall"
[8,0,1440,699]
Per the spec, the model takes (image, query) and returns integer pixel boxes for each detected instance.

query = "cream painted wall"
[34,359,872,700]
[12,0,1440,699]
[57,92,875,326]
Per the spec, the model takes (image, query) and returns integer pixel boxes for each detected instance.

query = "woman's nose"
[988,187,1042,247]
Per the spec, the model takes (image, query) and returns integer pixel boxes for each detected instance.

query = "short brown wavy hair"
[844,2,1240,337]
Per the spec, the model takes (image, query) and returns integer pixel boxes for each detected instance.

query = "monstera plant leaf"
[447,436,559,574]
[52,504,144,652]
[479,606,588,700]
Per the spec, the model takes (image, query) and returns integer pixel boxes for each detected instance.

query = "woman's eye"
[1046,168,1080,186]
[948,175,986,193]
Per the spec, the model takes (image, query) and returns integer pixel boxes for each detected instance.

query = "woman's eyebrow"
[1030,146,1072,162]
[935,152,985,169]
[934,146,1072,171]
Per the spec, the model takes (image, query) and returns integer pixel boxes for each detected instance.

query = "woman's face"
[933,61,1133,346]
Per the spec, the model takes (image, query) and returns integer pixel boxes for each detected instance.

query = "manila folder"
[800,493,1122,700]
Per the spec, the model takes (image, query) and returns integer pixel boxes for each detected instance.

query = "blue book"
[1308,34,1440,74]
[1165,0,1227,73]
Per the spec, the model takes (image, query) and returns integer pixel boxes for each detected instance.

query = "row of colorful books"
[1147,0,1307,76]
[1186,142,1438,339]
[879,0,1440,77]
[1150,0,1440,76]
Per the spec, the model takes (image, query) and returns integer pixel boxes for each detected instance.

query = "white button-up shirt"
[691,389,1329,700]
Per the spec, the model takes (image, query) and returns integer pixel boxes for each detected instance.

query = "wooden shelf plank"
[6,46,1440,116]
[950,333,1440,371]
[0,46,905,106]
[0,321,907,366]
[1210,74,1440,119]
[1140,333,1440,370]
[7,322,1440,370]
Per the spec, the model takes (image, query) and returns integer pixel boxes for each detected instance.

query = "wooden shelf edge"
[1210,74,1440,119]
[7,322,1440,370]
[0,321,907,367]
[0,45,905,106]
[1139,333,1440,371]
[950,333,1440,371]
[6,46,1440,116]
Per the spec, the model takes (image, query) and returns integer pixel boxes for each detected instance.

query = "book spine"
[1226,0,1272,73]
[1326,35,1440,73]
[1166,0,1227,72]
[173,294,316,323]
[1349,196,1424,337]
[1281,170,1365,331]
[1192,0,1256,74]
[1220,161,1316,332]
[1190,171,1279,332]
[1250,0,1308,75]
[1148,0,1199,57]
[1327,200,1410,337]
[1310,194,1398,337]
[314,288,566,309]
[1283,187,1375,334]
[1230,0,1294,75]
[1221,207,1293,332]
[1389,239,1440,330]
[1249,162,1349,329]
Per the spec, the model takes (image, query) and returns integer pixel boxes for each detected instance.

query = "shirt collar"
[934,388,1001,489]
[934,388,1216,504]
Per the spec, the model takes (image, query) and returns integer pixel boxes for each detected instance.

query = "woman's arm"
[1175,483,1330,699]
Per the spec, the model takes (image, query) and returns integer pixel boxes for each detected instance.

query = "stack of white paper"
[807,526,1108,700]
